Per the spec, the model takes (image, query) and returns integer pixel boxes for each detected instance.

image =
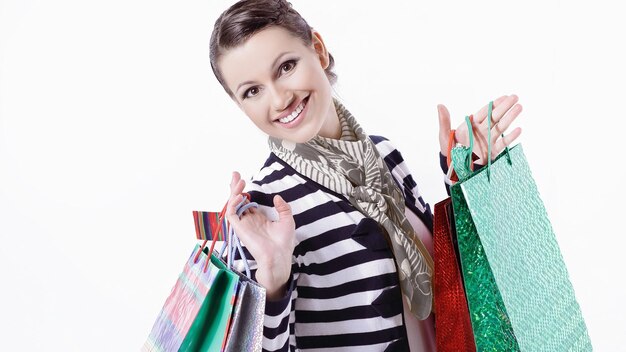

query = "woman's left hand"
[437,94,523,164]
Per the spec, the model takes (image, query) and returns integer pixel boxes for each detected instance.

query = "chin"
[278,133,316,144]
[271,123,322,144]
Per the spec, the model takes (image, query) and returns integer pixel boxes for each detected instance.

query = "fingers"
[489,95,519,125]
[229,171,251,216]
[477,95,522,151]
[227,171,250,221]
[490,103,522,143]
[437,104,451,133]
[491,127,522,158]
[226,193,244,223]
[486,98,522,159]
[442,95,523,162]
[473,95,509,124]
[454,96,508,148]
[273,195,294,224]
[489,99,522,142]
[230,171,245,196]
[437,104,451,154]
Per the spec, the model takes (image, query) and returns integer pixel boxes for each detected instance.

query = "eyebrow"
[235,51,294,93]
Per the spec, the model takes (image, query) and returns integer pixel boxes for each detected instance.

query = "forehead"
[219,26,311,92]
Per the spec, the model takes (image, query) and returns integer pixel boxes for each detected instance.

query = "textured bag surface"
[223,275,265,352]
[178,251,239,352]
[433,198,476,352]
[451,172,520,351]
[142,244,223,352]
[450,108,592,351]
[195,199,265,352]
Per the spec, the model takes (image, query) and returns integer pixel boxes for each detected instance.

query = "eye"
[242,86,260,99]
[279,59,298,75]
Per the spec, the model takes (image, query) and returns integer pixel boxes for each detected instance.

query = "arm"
[226,171,298,351]
[231,247,298,352]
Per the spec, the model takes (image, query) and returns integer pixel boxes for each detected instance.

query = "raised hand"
[438,94,523,164]
[226,171,296,300]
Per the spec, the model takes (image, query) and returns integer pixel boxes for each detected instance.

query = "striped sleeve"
[262,270,298,352]
[231,248,297,352]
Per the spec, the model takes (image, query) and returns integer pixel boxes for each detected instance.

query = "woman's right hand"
[226,171,296,300]
[437,94,523,165]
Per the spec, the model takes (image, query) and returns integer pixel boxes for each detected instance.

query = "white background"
[1,0,623,350]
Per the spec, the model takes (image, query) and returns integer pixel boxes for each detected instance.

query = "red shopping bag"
[433,198,476,352]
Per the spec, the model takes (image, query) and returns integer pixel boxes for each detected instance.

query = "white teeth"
[278,99,306,124]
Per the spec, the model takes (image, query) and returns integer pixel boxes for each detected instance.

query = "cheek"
[295,61,329,89]
[244,105,268,128]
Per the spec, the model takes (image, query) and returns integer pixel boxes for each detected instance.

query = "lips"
[274,96,309,123]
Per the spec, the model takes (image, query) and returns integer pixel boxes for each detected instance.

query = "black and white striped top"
[237,136,437,352]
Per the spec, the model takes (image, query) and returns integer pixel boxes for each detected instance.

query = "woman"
[209,0,522,350]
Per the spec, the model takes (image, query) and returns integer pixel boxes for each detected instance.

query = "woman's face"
[218,26,338,143]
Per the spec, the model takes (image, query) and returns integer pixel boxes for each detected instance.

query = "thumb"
[273,195,293,224]
[437,104,451,154]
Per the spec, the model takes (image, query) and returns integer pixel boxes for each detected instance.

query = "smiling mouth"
[276,96,309,124]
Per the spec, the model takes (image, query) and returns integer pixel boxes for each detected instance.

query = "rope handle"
[463,101,512,182]
[446,129,456,169]
[217,195,257,278]
[192,201,228,268]
[193,193,255,274]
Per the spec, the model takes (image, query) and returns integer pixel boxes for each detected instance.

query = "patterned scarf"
[268,97,434,319]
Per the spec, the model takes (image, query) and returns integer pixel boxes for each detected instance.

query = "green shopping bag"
[178,245,239,352]
[450,158,520,351]
[450,103,592,351]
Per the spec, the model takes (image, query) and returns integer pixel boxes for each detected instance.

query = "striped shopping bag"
[142,243,235,351]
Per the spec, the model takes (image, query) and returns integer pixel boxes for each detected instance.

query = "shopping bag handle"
[454,101,512,182]
[447,129,456,169]
[484,101,512,180]
[193,201,227,270]
[193,193,251,272]
[216,195,255,278]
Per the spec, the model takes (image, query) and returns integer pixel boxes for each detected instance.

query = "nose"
[270,84,295,113]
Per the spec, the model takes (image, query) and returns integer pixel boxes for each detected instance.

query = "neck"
[317,98,342,139]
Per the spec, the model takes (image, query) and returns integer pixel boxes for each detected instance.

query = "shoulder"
[369,134,389,145]
[244,153,347,221]
[245,154,302,198]
[371,134,423,202]
[370,134,408,171]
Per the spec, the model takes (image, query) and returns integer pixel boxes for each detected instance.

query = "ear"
[311,29,330,70]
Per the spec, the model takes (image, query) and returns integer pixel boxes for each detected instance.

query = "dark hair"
[209,0,337,98]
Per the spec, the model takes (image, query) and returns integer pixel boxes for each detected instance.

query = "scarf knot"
[352,186,388,215]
